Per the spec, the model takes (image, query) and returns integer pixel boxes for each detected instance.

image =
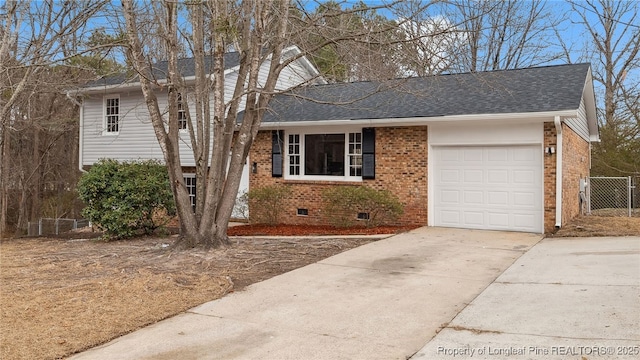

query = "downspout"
[554,116,563,228]
[66,91,85,173]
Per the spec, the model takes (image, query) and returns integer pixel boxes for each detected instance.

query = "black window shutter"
[272,130,284,177]
[362,127,375,179]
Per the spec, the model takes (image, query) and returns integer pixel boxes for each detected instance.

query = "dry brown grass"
[1,215,637,360]
[553,214,640,237]
[0,235,378,360]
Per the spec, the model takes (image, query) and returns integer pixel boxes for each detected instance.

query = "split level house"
[73,46,324,218]
[75,55,598,234]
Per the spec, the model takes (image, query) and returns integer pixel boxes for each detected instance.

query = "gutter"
[258,110,577,129]
[66,91,86,173]
[554,116,563,228]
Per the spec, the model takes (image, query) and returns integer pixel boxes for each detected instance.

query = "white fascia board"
[258,110,578,129]
[582,69,600,142]
[73,83,141,95]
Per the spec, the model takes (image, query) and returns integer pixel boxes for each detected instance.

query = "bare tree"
[567,0,639,176]
[444,0,562,72]
[395,15,466,76]
[0,0,106,237]
[120,0,448,248]
[121,0,300,247]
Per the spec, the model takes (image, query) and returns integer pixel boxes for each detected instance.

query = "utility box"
[579,178,587,192]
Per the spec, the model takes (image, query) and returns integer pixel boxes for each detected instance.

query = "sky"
[12,0,636,87]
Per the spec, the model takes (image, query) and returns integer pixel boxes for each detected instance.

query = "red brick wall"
[249,127,428,226]
[561,124,590,224]
[368,127,428,224]
[542,122,591,233]
[252,123,586,233]
[543,122,558,233]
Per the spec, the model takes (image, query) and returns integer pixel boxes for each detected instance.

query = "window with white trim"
[104,96,119,134]
[285,131,363,180]
[288,134,300,175]
[177,93,187,130]
[348,132,362,176]
[184,175,196,211]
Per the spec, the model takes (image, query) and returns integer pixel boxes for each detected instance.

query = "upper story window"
[177,93,187,130]
[104,96,119,134]
[285,130,363,181]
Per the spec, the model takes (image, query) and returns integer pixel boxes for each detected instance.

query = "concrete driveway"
[70,227,541,360]
[412,236,640,360]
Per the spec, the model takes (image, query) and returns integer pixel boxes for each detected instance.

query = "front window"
[288,134,300,175]
[305,134,344,175]
[349,132,362,176]
[104,96,119,134]
[286,131,362,180]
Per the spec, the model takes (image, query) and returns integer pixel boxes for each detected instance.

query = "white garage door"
[433,145,543,233]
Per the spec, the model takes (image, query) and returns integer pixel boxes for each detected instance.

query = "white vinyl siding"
[82,56,319,167]
[83,91,169,165]
[276,59,316,90]
[83,90,221,166]
[564,97,590,141]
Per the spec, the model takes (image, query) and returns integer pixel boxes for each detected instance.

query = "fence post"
[629,176,632,217]
[38,218,42,236]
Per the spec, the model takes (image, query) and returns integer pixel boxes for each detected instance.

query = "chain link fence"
[588,177,636,217]
[27,218,90,237]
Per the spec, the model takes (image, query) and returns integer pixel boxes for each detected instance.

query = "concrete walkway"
[70,227,541,360]
[412,236,640,360]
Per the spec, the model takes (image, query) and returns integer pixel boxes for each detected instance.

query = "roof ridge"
[299,62,591,89]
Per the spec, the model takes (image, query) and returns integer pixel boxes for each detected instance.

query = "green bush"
[247,184,291,225]
[77,159,175,239]
[322,186,403,227]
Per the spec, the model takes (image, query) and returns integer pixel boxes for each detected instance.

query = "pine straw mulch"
[0,226,404,360]
[227,224,420,236]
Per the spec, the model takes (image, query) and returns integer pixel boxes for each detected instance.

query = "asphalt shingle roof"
[84,52,241,88]
[261,63,591,122]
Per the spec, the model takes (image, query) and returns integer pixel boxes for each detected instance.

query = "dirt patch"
[553,215,640,237]
[0,228,391,360]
